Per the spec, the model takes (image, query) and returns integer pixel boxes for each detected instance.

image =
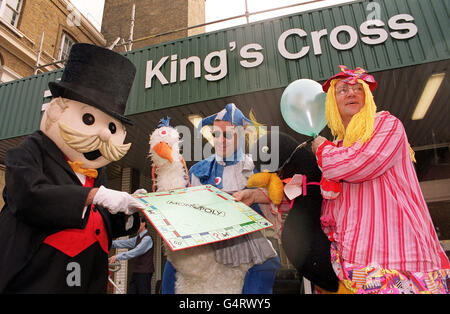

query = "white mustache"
[59,122,131,161]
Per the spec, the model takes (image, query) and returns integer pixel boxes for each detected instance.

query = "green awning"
[0,0,448,140]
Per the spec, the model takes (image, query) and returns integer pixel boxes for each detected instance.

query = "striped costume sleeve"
[318,113,406,183]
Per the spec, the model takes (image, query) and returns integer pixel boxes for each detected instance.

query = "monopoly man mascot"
[0,43,144,293]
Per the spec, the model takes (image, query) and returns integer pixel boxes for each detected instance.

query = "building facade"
[0,0,105,82]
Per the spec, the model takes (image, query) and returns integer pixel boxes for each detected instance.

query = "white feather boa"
[165,243,252,294]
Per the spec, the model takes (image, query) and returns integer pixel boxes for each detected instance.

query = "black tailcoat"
[0,131,139,293]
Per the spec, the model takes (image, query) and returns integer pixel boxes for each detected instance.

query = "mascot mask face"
[42,43,137,169]
[40,97,131,169]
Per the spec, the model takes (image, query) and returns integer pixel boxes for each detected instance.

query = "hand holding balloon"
[311,136,327,154]
[280,79,327,138]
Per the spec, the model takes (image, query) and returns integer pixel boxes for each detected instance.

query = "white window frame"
[0,0,24,27]
[58,32,76,61]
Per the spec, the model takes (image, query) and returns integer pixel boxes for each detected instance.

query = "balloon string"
[276,138,313,176]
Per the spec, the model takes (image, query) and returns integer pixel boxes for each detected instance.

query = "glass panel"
[1,0,21,26]
[6,0,20,11]
[1,7,14,24]
[60,33,76,60]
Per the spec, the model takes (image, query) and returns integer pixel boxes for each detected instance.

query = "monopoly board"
[135,185,273,251]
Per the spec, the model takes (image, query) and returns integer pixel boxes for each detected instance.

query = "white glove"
[93,185,144,215]
[133,188,148,195]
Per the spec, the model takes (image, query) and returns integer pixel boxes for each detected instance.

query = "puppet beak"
[153,141,173,163]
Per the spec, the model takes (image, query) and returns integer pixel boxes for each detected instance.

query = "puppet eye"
[82,113,95,125]
[109,122,117,134]
[261,146,270,154]
[158,129,168,137]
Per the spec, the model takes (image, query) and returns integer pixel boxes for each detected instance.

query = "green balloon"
[280,79,327,137]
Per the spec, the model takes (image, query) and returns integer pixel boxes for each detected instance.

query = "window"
[0,0,23,27]
[0,53,21,82]
[58,32,76,61]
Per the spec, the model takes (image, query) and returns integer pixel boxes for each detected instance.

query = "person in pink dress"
[311,65,449,294]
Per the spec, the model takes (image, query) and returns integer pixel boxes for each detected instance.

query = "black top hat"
[49,43,136,125]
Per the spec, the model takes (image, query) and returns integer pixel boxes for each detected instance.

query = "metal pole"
[108,276,125,294]
[128,4,136,51]
[108,37,122,50]
[33,59,66,69]
[34,32,44,75]
[244,0,250,24]
[121,38,128,52]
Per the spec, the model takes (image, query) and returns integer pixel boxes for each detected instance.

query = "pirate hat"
[196,103,251,134]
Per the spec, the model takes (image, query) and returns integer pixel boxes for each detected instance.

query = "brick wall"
[187,0,206,37]
[102,0,205,51]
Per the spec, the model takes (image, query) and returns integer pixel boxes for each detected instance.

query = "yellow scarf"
[67,160,98,179]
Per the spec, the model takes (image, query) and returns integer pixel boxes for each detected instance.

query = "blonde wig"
[325,79,377,147]
[325,79,416,162]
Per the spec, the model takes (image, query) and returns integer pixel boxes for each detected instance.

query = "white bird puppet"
[149,117,189,192]
[149,117,250,294]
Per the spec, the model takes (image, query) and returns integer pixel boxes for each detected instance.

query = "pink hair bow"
[339,65,376,86]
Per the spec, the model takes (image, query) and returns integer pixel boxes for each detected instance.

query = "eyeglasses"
[212,130,235,140]
[336,85,364,96]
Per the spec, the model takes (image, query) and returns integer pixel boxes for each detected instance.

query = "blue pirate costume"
[161,103,280,294]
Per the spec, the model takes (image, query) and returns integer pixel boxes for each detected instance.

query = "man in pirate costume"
[0,44,144,293]
[311,65,449,294]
